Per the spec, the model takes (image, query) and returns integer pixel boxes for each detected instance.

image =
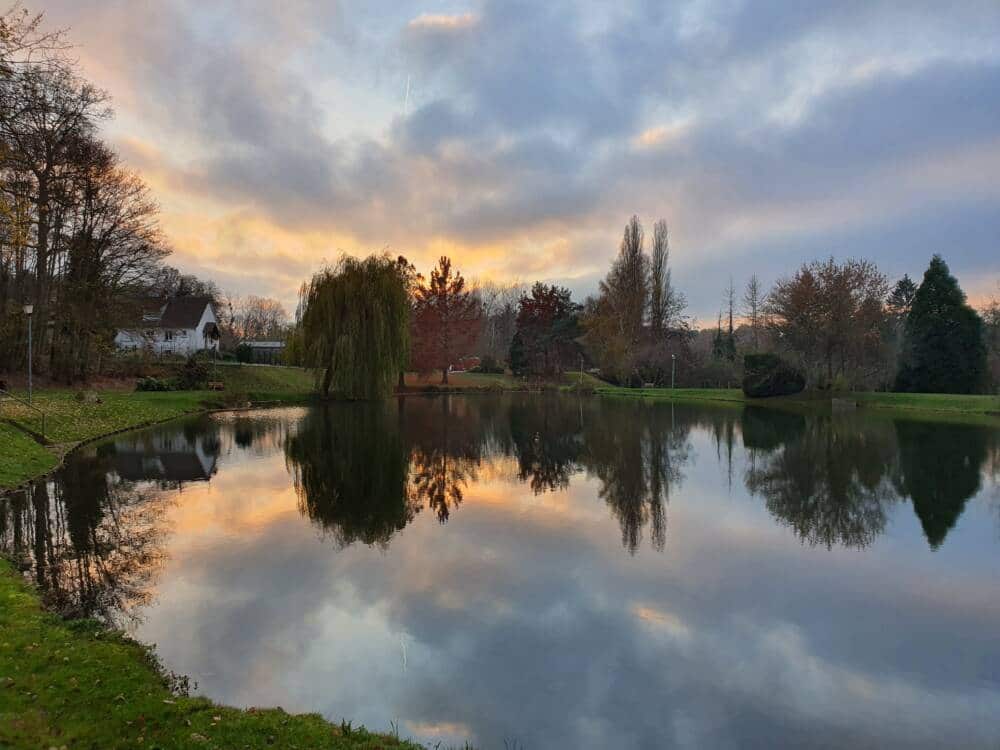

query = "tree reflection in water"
[0,415,259,623]
[3,398,995,627]
[741,406,994,551]
[893,419,994,548]
[744,410,897,549]
[403,397,484,523]
[2,456,174,623]
[284,395,695,555]
[286,402,419,547]
[580,400,692,553]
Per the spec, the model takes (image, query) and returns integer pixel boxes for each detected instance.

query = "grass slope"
[0,559,420,750]
[210,362,315,400]
[0,424,57,488]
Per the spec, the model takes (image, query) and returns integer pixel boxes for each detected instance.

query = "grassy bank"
[0,364,319,490]
[0,559,421,750]
[595,386,746,404]
[594,384,1000,416]
[850,391,1000,415]
[0,423,57,488]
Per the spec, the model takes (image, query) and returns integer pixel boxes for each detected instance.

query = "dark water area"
[3,395,1000,748]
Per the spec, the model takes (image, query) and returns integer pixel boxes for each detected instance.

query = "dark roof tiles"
[158,297,214,328]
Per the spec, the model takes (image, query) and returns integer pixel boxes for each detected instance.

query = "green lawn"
[851,391,1000,415]
[0,559,421,750]
[594,384,1000,415]
[595,386,747,404]
[561,371,610,389]
[0,423,57,488]
[210,361,315,400]
[403,370,522,388]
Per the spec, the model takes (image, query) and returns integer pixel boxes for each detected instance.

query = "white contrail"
[404,74,411,117]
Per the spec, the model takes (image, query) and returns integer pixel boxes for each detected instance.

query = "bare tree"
[0,4,69,75]
[600,215,648,346]
[648,219,686,334]
[767,257,888,385]
[0,62,111,369]
[473,278,524,363]
[228,295,289,343]
[50,146,168,380]
[742,274,762,351]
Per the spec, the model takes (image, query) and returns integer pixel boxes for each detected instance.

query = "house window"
[177,329,187,337]
[165,330,174,341]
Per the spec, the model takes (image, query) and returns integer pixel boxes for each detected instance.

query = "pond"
[2,395,1000,748]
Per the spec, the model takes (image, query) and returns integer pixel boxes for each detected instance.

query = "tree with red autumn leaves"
[411,256,482,384]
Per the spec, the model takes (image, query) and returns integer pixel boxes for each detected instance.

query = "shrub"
[135,377,175,392]
[742,353,805,398]
[235,343,253,364]
[177,356,210,390]
[472,355,504,374]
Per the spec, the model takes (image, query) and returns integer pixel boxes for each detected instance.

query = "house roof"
[159,297,214,328]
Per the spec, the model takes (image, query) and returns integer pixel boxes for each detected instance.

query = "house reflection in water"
[106,421,221,485]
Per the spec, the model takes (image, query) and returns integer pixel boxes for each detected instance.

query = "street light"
[23,304,33,405]
[671,353,676,390]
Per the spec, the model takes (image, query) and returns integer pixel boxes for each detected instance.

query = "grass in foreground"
[0,559,421,750]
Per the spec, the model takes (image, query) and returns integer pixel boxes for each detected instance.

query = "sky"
[38,0,1000,321]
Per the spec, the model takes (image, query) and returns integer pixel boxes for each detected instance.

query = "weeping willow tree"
[299,254,410,400]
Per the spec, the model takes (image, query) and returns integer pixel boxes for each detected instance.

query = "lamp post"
[23,304,33,404]
[671,353,676,390]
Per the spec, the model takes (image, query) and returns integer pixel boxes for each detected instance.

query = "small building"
[115,297,220,356]
[243,341,285,365]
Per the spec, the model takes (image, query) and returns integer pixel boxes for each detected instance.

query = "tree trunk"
[441,367,449,385]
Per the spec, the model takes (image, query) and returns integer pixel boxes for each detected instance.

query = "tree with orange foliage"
[412,256,482,384]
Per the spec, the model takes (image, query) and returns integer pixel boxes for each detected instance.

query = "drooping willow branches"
[298,254,410,400]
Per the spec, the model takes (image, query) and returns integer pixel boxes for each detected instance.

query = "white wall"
[115,304,219,355]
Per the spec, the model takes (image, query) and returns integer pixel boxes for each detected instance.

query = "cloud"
[407,12,478,31]
[36,0,1000,316]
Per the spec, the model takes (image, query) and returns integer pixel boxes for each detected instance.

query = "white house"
[115,297,221,356]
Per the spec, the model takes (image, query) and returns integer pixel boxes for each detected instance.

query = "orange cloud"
[407,13,478,31]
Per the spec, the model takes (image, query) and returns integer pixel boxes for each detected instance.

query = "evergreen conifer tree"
[895,255,987,393]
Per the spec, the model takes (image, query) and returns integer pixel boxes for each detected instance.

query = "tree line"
[0,7,291,382]
[292,210,997,399]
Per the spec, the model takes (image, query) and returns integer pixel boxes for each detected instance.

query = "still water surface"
[3,395,1000,748]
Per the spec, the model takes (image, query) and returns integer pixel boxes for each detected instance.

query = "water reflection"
[0,445,171,620]
[744,411,898,549]
[4,399,998,625]
[285,403,417,548]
